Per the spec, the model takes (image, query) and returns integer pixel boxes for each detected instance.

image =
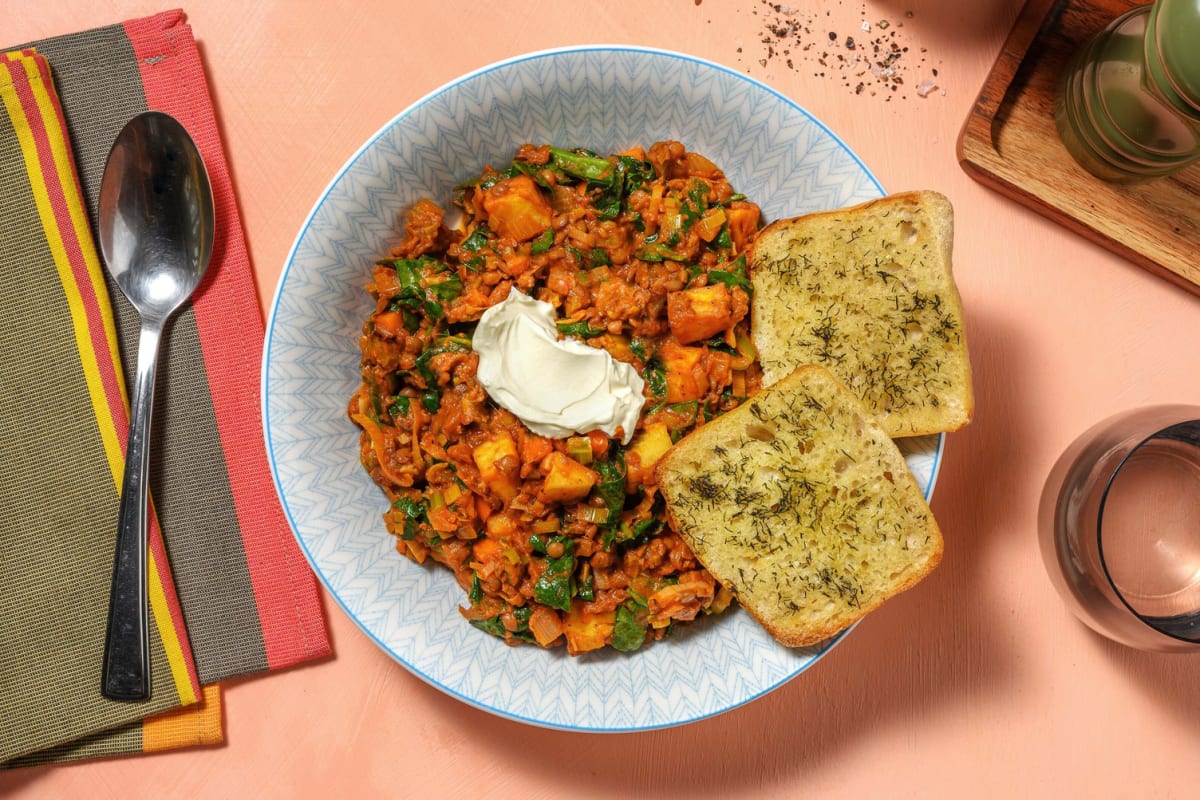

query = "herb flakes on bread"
[655,365,943,647]
[749,190,973,438]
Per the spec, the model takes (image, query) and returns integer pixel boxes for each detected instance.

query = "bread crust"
[656,365,943,647]
[749,190,973,438]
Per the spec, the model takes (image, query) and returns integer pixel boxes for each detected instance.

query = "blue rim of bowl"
[262,44,946,732]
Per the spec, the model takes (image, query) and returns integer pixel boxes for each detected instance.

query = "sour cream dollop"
[473,287,646,444]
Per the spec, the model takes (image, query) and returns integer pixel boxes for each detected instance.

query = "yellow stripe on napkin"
[0,55,125,478]
[0,48,195,709]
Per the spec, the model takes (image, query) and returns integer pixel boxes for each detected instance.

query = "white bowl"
[263,45,943,732]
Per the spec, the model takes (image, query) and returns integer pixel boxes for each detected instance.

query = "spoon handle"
[101,322,163,702]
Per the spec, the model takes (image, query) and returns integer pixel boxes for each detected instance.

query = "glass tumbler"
[1038,405,1200,651]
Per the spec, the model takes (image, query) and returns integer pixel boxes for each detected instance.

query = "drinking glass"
[1038,405,1200,651]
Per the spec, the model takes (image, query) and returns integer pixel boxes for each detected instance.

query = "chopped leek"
[565,436,594,464]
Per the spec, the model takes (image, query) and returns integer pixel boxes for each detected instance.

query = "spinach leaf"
[506,158,549,186]
[368,382,385,419]
[592,452,627,525]
[617,155,655,195]
[576,572,594,602]
[384,258,445,322]
[644,358,667,398]
[565,245,591,267]
[611,602,647,652]
[593,189,623,222]
[410,335,471,411]
[665,400,699,425]
[393,496,427,541]
[530,227,554,255]
[413,336,472,386]
[636,242,687,263]
[459,225,492,253]
[533,537,575,612]
[601,515,664,551]
[469,605,535,643]
[549,147,615,185]
[707,254,752,294]
[702,334,738,354]
[388,396,411,418]
[428,274,463,302]
[680,180,708,231]
[550,149,654,222]
[469,616,507,638]
[625,517,663,548]
[629,337,649,361]
[714,226,732,250]
[596,155,655,220]
[556,319,607,339]
[376,255,448,279]
[510,605,536,643]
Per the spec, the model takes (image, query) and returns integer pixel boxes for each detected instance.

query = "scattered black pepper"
[742,0,945,100]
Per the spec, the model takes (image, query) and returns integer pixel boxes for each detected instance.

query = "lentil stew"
[349,141,762,654]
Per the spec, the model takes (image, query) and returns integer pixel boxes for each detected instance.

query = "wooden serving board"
[957,0,1200,294]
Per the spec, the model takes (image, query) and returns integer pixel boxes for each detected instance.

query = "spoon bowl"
[98,110,214,701]
[100,111,214,320]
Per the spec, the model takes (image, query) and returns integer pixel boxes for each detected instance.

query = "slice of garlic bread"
[655,365,943,647]
[749,190,973,437]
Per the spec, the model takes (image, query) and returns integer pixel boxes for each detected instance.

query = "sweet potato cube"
[625,423,674,490]
[471,536,504,564]
[482,174,553,242]
[472,433,520,501]
[484,512,519,540]
[427,505,460,534]
[539,451,598,503]
[667,283,733,344]
[657,342,708,403]
[519,432,554,469]
[725,204,760,252]
[563,602,616,655]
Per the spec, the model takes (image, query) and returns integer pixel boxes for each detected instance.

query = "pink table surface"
[6,1,1200,798]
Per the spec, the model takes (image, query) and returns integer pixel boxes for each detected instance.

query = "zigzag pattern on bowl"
[264,47,942,732]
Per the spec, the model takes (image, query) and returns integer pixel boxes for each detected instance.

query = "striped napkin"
[1,11,330,767]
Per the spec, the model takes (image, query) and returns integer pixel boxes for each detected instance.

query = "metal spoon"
[98,111,214,701]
